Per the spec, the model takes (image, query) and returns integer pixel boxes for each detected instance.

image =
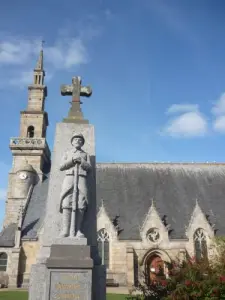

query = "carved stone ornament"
[97,228,110,242]
[147,228,160,243]
[194,228,206,242]
[59,133,91,239]
[11,137,44,145]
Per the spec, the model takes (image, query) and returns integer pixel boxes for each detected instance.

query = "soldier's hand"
[73,157,81,164]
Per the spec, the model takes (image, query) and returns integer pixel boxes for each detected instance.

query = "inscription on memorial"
[49,271,90,300]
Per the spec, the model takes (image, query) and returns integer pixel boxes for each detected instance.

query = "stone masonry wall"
[20,113,45,137]
[18,241,40,287]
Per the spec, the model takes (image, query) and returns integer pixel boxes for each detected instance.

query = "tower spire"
[35,49,43,71]
[32,40,45,85]
[35,40,45,71]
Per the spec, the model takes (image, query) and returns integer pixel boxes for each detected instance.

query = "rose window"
[147,228,160,242]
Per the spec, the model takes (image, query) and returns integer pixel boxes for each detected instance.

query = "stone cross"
[61,76,92,105]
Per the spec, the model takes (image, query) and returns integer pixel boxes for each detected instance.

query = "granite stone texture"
[37,122,97,262]
[47,270,92,300]
[28,264,47,300]
[29,261,105,299]
[53,237,87,245]
[46,245,93,269]
[28,122,105,300]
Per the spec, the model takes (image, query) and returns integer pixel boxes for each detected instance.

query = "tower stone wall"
[3,49,51,228]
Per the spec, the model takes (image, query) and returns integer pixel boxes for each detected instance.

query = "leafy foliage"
[134,238,225,300]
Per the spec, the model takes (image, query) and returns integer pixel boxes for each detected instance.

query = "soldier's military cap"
[71,133,85,145]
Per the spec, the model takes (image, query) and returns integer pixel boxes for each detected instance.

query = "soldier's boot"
[76,209,85,238]
[59,208,70,237]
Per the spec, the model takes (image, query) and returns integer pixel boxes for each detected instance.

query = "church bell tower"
[3,48,51,227]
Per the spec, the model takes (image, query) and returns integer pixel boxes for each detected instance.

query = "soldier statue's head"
[71,133,85,149]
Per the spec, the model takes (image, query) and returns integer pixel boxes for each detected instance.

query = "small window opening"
[27,126,35,138]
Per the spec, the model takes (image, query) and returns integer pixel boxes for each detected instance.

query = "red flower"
[185,280,192,287]
[219,276,225,282]
[212,287,220,296]
[161,280,168,286]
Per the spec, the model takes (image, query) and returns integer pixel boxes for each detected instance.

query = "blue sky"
[0,0,225,226]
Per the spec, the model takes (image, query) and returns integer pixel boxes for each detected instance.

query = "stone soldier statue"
[59,133,91,238]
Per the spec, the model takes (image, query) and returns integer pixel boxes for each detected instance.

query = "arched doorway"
[140,249,171,284]
[146,254,165,282]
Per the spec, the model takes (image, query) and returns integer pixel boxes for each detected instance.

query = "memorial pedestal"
[28,122,106,300]
[29,243,106,300]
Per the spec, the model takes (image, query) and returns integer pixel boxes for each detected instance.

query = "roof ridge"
[96,162,225,166]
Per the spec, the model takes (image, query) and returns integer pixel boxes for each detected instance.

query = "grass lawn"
[0,291,128,300]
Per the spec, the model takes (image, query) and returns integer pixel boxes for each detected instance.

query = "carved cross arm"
[80,86,92,97]
[61,84,73,95]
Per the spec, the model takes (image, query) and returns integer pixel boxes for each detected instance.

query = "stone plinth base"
[63,102,89,124]
[46,245,93,269]
[54,237,87,245]
[28,244,106,300]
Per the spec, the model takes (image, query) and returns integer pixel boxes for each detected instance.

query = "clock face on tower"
[19,172,27,180]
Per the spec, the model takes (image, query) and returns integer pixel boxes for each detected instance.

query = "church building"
[0,50,224,289]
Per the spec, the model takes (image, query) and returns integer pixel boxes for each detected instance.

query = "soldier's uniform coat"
[59,148,91,212]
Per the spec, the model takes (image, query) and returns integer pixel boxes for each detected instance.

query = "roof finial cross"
[151,198,156,207]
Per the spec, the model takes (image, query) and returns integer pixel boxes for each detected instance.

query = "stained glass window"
[194,228,208,261]
[97,228,110,268]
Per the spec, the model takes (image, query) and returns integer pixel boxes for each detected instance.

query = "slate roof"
[21,174,49,240]
[0,223,17,247]
[1,163,225,245]
[96,163,225,240]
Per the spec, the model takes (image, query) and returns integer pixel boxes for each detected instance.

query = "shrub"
[134,238,225,300]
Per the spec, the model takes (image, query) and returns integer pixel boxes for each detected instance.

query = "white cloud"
[0,36,88,70]
[0,40,37,65]
[9,69,53,88]
[213,116,225,132]
[211,93,225,115]
[45,38,88,69]
[163,104,207,137]
[0,28,93,89]
[211,93,225,133]
[9,70,34,87]
[166,104,199,114]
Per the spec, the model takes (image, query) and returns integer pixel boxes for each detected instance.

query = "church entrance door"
[147,254,165,282]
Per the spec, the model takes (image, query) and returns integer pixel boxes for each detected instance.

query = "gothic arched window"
[0,253,8,271]
[194,228,208,261]
[27,126,35,138]
[97,228,110,268]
